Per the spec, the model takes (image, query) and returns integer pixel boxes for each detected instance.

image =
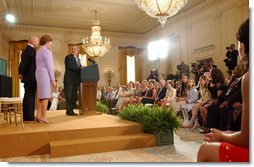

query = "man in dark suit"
[155,79,167,104]
[18,36,39,121]
[64,46,81,116]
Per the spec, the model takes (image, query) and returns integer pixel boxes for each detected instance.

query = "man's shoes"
[66,112,78,116]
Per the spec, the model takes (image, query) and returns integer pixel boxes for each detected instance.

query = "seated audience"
[199,67,225,133]
[128,81,142,105]
[183,75,211,129]
[197,18,249,162]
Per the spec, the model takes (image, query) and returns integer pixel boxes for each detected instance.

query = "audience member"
[49,86,60,110]
[177,61,190,78]
[147,69,159,82]
[96,86,102,101]
[155,79,167,104]
[224,44,239,71]
[180,78,199,126]
[169,75,188,112]
[140,80,157,105]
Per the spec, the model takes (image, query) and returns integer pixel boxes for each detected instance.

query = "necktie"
[75,57,80,67]
[156,88,162,100]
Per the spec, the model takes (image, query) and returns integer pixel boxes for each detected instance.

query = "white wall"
[143,0,249,79]
[1,25,145,87]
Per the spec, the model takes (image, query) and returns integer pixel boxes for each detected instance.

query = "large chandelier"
[135,0,188,26]
[83,11,110,58]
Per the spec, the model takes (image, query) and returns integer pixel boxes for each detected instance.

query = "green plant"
[119,104,147,122]
[119,104,181,135]
[96,101,109,113]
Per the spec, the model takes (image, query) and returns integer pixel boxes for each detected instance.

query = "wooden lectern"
[80,64,100,115]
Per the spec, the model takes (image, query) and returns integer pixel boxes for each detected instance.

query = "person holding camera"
[177,61,190,79]
[224,44,239,71]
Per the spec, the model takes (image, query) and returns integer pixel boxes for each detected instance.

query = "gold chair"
[0,97,24,128]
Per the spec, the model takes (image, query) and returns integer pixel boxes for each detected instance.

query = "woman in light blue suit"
[181,78,199,126]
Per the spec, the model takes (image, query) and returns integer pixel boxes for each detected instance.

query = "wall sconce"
[104,68,114,86]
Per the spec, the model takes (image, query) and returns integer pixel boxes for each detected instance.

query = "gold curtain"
[9,40,28,97]
[68,43,95,66]
[166,55,173,76]
[118,46,143,84]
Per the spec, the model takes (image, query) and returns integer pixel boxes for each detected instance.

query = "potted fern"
[119,104,181,145]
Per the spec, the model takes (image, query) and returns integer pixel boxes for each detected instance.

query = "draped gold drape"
[68,44,95,66]
[166,55,173,76]
[9,40,28,97]
[118,46,143,84]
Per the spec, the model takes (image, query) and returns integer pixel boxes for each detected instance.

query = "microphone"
[88,58,96,64]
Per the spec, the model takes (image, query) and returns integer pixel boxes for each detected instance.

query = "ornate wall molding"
[193,44,215,53]
[7,24,145,38]
[9,25,87,35]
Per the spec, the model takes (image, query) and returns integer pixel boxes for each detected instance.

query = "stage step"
[48,124,143,141]
[50,133,156,158]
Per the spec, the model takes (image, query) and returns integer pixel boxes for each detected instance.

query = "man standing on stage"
[19,35,39,121]
[63,46,81,116]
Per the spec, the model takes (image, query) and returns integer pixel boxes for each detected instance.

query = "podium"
[80,64,100,115]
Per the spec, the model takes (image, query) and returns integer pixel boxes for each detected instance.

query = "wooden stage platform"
[0,110,156,159]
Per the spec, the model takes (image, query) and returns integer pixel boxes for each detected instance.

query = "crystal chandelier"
[83,11,110,58]
[135,0,188,26]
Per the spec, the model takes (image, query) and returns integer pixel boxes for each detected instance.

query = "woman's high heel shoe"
[34,117,42,123]
[40,119,51,124]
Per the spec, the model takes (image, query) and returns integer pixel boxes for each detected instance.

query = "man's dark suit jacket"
[18,45,36,83]
[64,54,81,85]
[157,86,167,101]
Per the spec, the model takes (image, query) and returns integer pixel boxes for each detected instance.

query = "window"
[127,55,135,83]
[148,39,169,61]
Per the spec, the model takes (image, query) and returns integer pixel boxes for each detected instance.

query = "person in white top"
[49,86,60,110]
[96,86,102,101]
[157,80,176,107]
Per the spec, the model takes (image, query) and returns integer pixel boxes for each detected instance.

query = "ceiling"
[1,0,207,34]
